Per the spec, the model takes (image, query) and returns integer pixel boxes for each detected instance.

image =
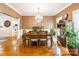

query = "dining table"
[22,31,53,47]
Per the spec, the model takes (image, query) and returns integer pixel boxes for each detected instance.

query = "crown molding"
[55,3,72,15]
[5,3,22,15]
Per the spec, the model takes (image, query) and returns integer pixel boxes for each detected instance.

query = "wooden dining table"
[22,31,53,47]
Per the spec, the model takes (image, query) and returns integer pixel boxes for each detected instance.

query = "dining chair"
[29,31,39,47]
[22,29,30,47]
[39,31,48,47]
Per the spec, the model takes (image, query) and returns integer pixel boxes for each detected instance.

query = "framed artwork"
[4,20,11,27]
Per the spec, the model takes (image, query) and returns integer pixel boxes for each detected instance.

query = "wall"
[0,3,22,29]
[0,3,21,19]
[0,13,19,38]
[55,3,79,21]
[22,16,36,29]
[41,16,55,29]
[0,3,22,38]
[22,16,55,29]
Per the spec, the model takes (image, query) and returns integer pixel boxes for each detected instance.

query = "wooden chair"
[29,31,39,47]
[38,31,48,47]
[22,30,30,47]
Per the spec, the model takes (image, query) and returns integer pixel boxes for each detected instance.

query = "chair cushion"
[40,39,47,41]
[31,39,38,41]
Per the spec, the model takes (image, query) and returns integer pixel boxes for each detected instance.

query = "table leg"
[51,35,53,47]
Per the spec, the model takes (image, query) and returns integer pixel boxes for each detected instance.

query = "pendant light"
[35,8,43,24]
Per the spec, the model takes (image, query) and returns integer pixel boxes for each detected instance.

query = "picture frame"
[4,20,11,27]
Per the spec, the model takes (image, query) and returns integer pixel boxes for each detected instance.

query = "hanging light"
[35,8,43,24]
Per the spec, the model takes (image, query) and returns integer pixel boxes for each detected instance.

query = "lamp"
[35,8,43,24]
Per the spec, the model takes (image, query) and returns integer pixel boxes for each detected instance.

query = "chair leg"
[37,42,38,47]
[38,40,40,46]
[45,39,48,47]
[28,39,31,47]
[29,39,31,46]
[30,39,32,46]
[37,39,39,47]
[25,39,30,47]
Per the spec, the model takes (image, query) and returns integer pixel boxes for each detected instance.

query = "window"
[72,9,79,38]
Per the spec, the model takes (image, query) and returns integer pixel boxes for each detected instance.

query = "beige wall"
[22,16,55,29]
[0,3,21,19]
[22,16,36,29]
[42,16,55,29]
[55,3,79,21]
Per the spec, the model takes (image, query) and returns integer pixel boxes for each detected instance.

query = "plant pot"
[68,45,78,56]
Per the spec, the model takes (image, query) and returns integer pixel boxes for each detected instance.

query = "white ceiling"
[7,3,72,16]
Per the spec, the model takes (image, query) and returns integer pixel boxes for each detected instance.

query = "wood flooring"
[0,37,70,56]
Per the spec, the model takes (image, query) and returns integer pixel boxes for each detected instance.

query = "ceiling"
[7,3,72,16]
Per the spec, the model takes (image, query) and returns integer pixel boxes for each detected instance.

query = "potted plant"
[50,28,57,36]
[65,24,79,56]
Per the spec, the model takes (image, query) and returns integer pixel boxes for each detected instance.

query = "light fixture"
[35,8,43,25]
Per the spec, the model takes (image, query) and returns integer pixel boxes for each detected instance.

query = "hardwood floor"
[0,37,70,56]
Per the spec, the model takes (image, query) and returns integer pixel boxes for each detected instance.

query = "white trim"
[55,3,72,15]
[5,3,22,15]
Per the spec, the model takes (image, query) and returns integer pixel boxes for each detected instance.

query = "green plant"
[65,24,79,48]
[50,28,57,36]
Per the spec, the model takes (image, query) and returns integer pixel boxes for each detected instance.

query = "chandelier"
[35,8,43,24]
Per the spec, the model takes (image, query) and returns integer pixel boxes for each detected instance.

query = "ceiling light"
[35,8,43,25]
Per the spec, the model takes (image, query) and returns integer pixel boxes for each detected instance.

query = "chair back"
[23,29,26,34]
[22,29,26,38]
[38,31,48,39]
[29,31,39,39]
